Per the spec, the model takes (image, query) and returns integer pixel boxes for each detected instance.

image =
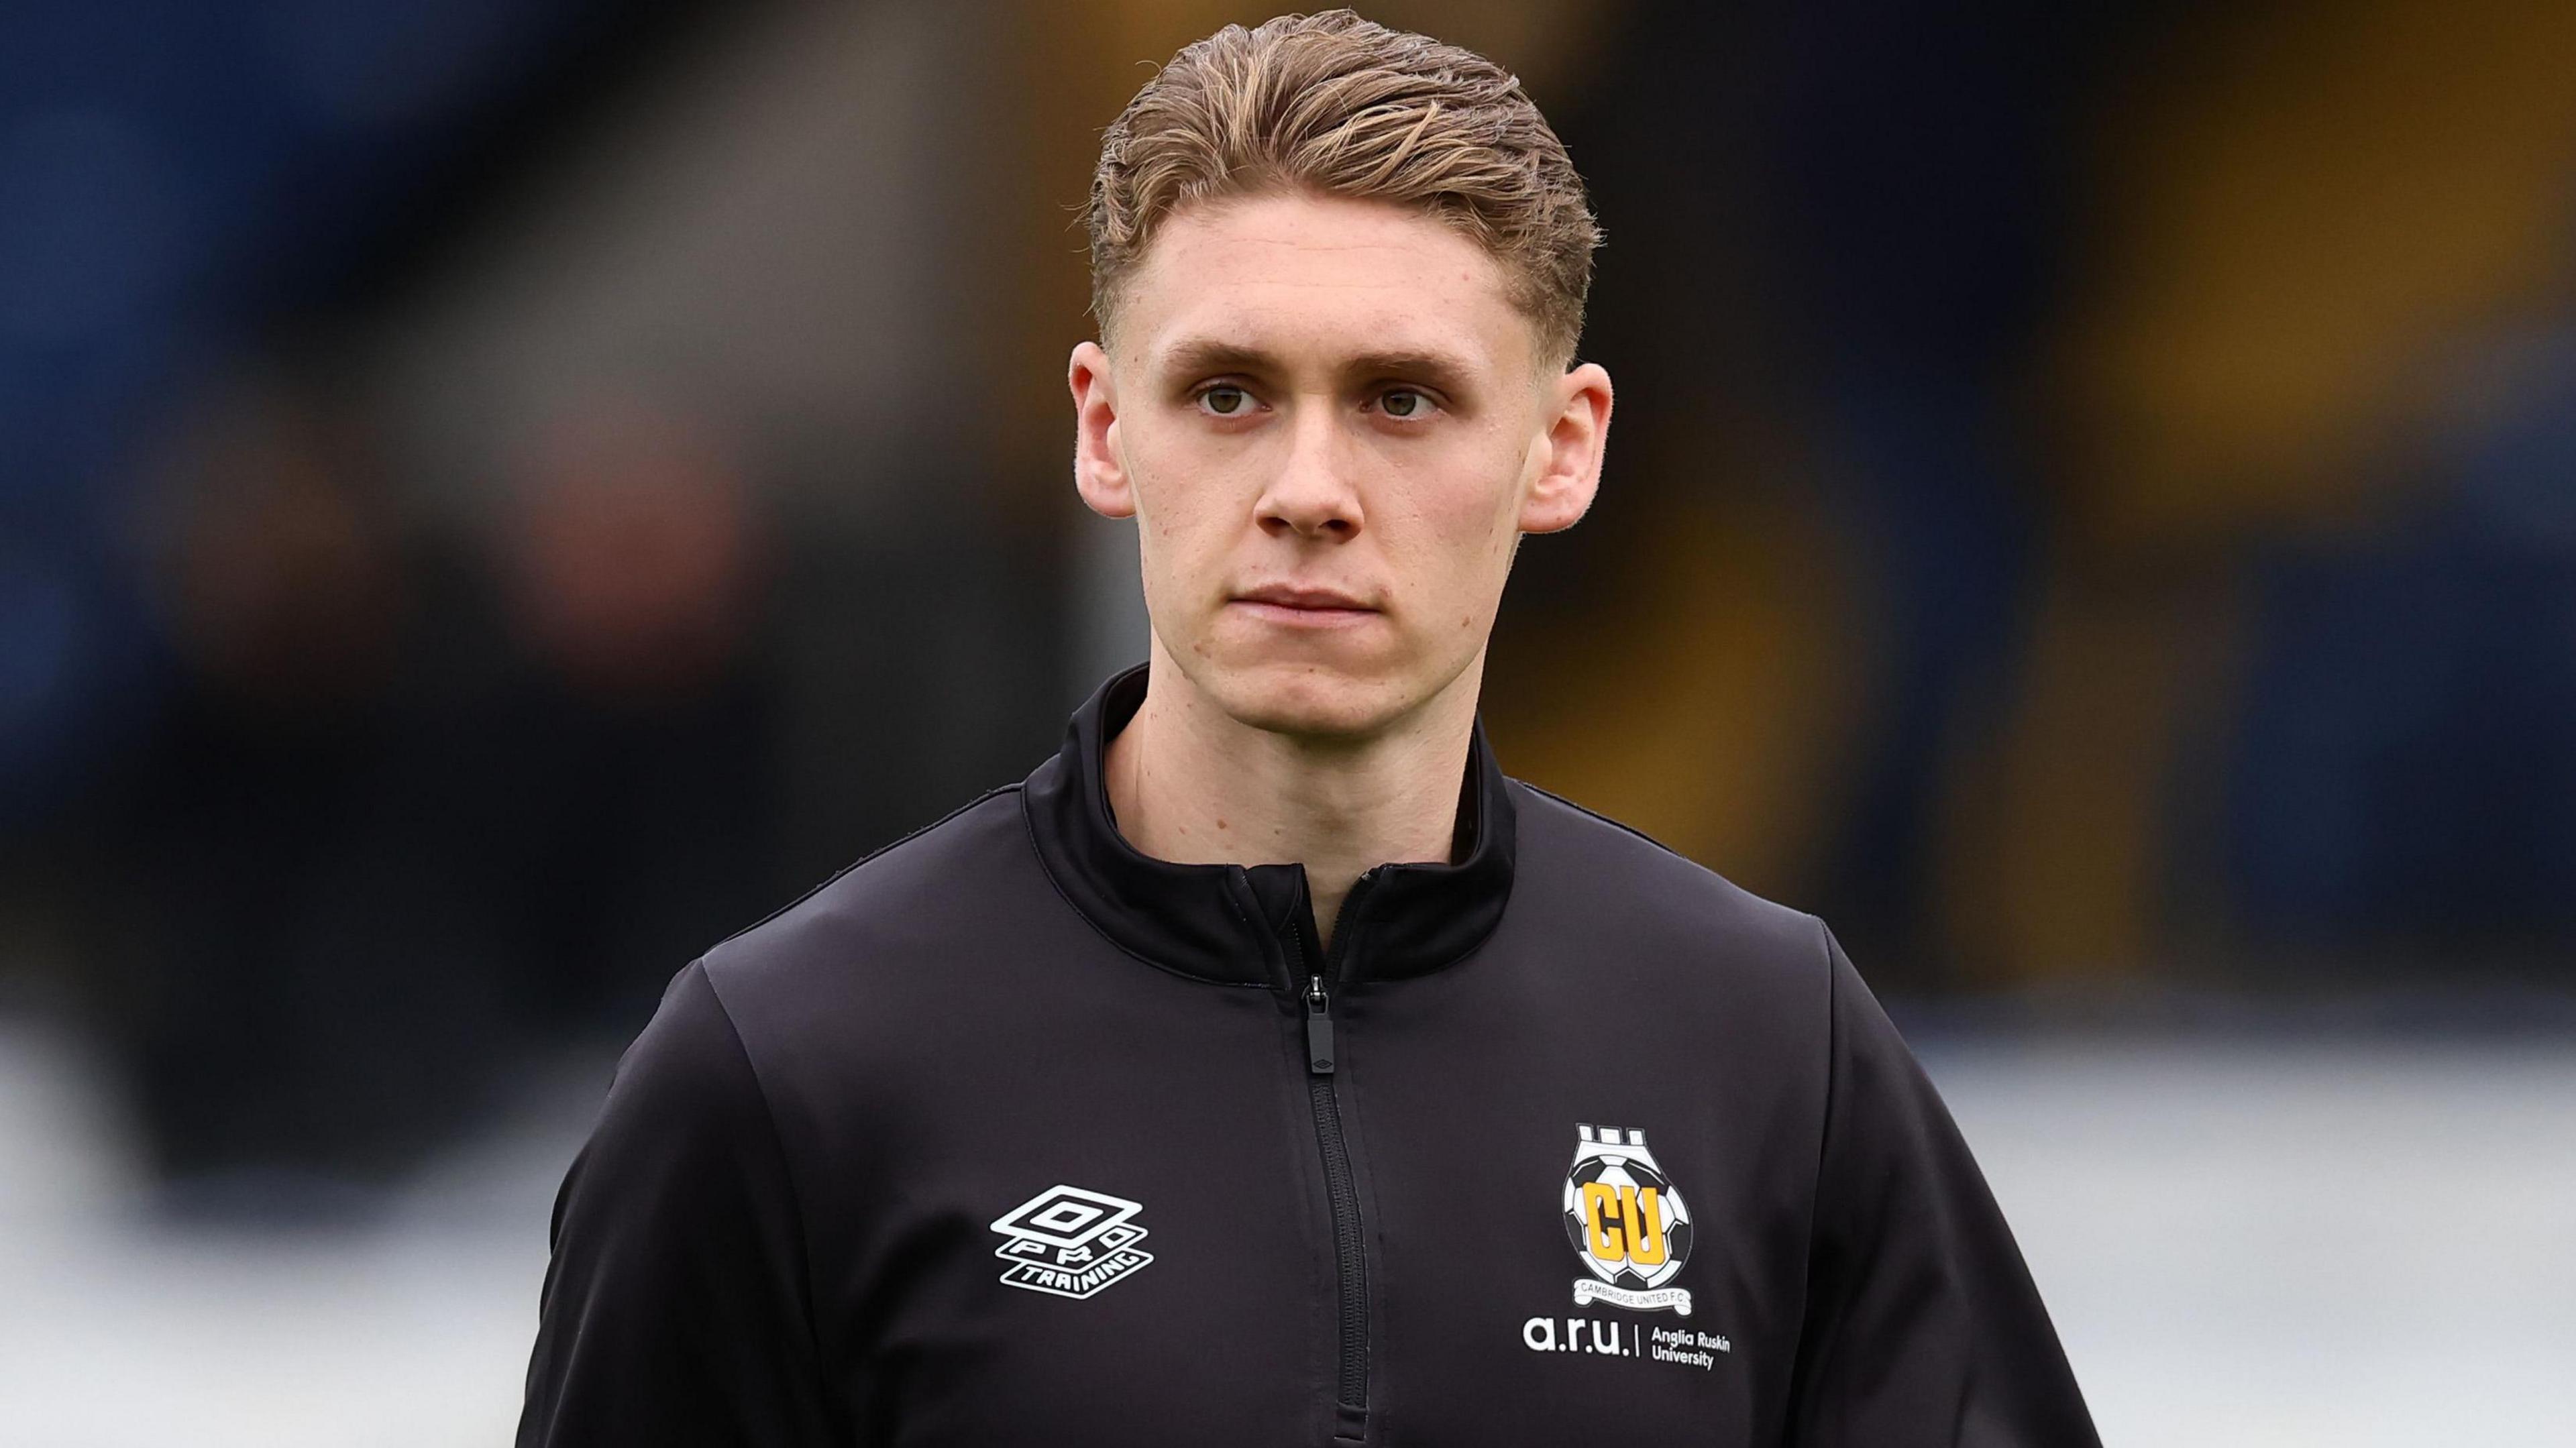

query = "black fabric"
[1021,665,1517,989]
[519,962,839,1447]
[520,671,2098,1447]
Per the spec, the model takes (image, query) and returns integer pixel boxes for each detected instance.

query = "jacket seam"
[1513,779,1706,869]
[1792,913,1845,1421]
[705,784,1023,956]
[696,960,845,1441]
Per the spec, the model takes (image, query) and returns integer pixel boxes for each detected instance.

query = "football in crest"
[1561,1123,1693,1293]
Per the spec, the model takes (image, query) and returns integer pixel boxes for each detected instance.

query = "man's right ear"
[1069,341,1135,520]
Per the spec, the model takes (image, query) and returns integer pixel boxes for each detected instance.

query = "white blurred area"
[1928,1038,2576,1446]
[2,1017,2571,1447]
[0,1019,602,1448]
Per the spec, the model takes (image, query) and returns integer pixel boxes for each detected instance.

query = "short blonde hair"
[1087,9,1601,366]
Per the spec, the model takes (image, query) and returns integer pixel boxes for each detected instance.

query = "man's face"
[1070,190,1611,738]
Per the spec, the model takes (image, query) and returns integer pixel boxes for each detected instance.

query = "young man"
[518,12,2098,1446]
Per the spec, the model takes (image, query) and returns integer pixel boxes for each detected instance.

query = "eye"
[1378,388,1438,420]
[1197,384,1252,416]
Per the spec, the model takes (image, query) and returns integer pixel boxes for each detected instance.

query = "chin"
[1199,655,1424,740]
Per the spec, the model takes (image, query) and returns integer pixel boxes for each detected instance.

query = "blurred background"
[2,0,2572,1441]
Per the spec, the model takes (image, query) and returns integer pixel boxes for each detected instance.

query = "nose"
[1254,406,1364,541]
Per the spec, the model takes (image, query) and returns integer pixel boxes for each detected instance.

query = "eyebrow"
[1159,339,1273,379]
[1155,337,1483,391]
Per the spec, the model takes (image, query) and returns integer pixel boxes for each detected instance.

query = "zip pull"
[1304,974,1335,1074]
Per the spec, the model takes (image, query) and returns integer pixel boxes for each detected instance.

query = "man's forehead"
[1144,189,1501,274]
[1119,192,1532,374]
[1147,330,1487,380]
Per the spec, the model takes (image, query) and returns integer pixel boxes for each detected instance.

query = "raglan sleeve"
[517,960,842,1448]
[1782,926,2100,1447]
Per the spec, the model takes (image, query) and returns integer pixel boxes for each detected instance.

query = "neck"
[1103,641,1481,954]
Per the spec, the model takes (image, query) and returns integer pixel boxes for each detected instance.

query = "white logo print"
[1562,1124,1695,1317]
[989,1184,1156,1298]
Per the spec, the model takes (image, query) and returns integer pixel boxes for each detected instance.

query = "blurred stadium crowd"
[2,0,2572,1209]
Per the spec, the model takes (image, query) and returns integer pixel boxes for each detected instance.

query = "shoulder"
[696,783,1044,1013]
[1504,777,1831,989]
[606,958,757,1111]
[576,959,787,1203]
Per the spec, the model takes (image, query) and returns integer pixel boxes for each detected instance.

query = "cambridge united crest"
[1561,1123,1694,1316]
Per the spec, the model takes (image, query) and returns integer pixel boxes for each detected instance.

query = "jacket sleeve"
[1782,927,2099,1447]
[517,960,842,1448]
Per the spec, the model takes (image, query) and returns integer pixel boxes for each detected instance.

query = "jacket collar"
[1022,665,1516,992]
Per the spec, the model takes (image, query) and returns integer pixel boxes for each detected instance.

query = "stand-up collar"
[1022,665,1517,992]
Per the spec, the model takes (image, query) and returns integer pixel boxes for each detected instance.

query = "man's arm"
[518,960,841,1447]
[1782,927,2100,1447]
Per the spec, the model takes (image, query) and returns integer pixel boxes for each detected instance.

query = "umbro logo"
[989,1184,1156,1298]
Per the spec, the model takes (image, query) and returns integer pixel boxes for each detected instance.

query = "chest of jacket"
[755,944,1825,1448]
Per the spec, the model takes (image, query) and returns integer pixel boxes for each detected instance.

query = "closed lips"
[1234,586,1373,611]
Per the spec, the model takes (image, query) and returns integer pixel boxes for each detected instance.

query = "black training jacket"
[517,666,2099,1447]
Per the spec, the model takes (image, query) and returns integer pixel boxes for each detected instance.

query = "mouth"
[1228,583,1379,628]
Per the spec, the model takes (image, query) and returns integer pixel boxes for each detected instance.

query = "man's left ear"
[1519,361,1612,535]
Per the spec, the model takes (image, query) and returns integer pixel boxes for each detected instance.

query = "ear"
[1070,341,1134,520]
[1518,361,1613,535]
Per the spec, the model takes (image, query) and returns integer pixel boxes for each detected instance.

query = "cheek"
[1382,420,1513,524]
[1124,429,1238,588]
[1388,452,1525,618]
[1122,425,1189,537]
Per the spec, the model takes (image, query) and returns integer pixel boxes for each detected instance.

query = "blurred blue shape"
[2449,322,2576,549]
[261,0,547,129]
[2224,317,2576,952]
[0,551,89,816]
[0,0,609,830]
[0,107,195,345]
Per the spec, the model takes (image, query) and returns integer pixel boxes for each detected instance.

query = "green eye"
[1382,390,1428,418]
[1201,386,1248,415]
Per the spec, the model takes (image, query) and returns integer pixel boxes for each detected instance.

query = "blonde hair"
[1087,9,1601,366]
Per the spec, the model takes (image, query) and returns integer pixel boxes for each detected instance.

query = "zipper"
[1284,903,1370,1443]
[1303,972,1336,1074]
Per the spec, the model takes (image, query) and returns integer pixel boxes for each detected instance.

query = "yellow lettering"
[1623,1186,1667,1268]
[1582,1181,1626,1261]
